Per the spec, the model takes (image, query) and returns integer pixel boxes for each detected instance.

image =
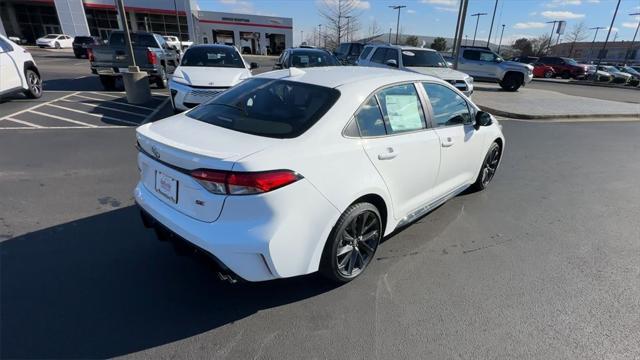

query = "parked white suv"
[457,46,533,91]
[0,35,42,99]
[169,44,258,112]
[135,67,504,283]
[358,44,474,96]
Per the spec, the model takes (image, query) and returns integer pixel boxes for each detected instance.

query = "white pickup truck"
[163,36,193,51]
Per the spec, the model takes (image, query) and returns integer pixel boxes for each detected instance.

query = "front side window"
[422,83,472,127]
[181,47,244,68]
[371,48,387,63]
[359,46,373,60]
[354,97,386,137]
[376,83,426,134]
[478,51,497,62]
[186,78,340,138]
[383,48,399,64]
[349,43,362,55]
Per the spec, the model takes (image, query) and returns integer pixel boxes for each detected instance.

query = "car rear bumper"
[134,176,340,282]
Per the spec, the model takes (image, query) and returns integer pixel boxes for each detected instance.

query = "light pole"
[487,0,498,47]
[452,0,469,70]
[594,0,621,83]
[300,30,303,45]
[624,12,640,64]
[497,24,505,54]
[389,5,406,44]
[588,26,605,62]
[470,13,487,46]
[173,0,183,51]
[343,15,352,42]
[546,20,559,53]
[318,24,322,47]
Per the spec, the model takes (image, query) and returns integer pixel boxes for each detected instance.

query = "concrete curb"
[478,105,640,121]
[533,78,640,91]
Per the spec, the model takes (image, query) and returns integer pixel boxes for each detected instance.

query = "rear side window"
[462,50,480,61]
[383,48,399,63]
[354,97,386,137]
[371,48,387,63]
[377,83,426,134]
[186,78,341,138]
[359,46,373,59]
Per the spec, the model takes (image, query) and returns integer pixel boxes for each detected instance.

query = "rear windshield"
[290,50,339,67]
[74,36,94,43]
[181,46,244,68]
[402,50,447,67]
[186,78,340,138]
[109,33,157,48]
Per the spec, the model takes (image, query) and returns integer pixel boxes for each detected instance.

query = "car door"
[0,37,21,91]
[421,82,487,195]
[357,83,442,219]
[459,49,485,77]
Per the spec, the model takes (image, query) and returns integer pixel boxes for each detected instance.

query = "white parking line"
[44,104,140,126]
[59,99,147,117]
[30,110,97,127]
[0,125,127,130]
[91,92,122,98]
[2,118,43,128]
[0,91,79,121]
[71,94,155,111]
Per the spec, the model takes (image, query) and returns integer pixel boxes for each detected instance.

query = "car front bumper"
[168,79,228,111]
[134,176,340,282]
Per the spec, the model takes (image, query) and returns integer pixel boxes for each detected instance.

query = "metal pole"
[470,13,486,47]
[389,5,406,45]
[389,28,392,43]
[594,0,621,83]
[624,12,640,64]
[588,27,604,62]
[173,0,183,51]
[115,0,136,68]
[497,24,505,53]
[546,20,557,53]
[487,0,498,47]
[452,0,464,55]
[318,24,321,47]
[453,0,469,70]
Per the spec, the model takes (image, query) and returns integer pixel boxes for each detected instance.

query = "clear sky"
[198,0,640,46]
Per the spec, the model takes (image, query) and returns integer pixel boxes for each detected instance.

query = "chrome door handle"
[441,137,454,147]
[378,148,397,160]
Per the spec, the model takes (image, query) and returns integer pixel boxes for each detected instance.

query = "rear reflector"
[190,169,302,195]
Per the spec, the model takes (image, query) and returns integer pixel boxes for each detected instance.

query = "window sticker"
[383,95,423,131]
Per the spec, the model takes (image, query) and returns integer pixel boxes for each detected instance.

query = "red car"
[533,63,555,78]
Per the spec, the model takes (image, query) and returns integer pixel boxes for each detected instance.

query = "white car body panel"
[0,35,37,95]
[135,67,505,281]
[36,34,74,48]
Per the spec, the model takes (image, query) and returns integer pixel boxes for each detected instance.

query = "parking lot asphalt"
[530,79,640,104]
[2,47,640,359]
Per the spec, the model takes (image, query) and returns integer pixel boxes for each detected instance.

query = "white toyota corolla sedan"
[135,67,505,283]
[169,44,258,112]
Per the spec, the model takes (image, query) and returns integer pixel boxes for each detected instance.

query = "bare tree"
[367,19,381,39]
[317,0,363,49]
[565,21,588,57]
[531,34,552,56]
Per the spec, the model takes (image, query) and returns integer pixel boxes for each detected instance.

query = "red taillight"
[190,169,302,195]
[87,48,95,62]
[147,50,157,65]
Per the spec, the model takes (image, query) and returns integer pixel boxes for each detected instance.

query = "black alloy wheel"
[472,142,501,191]
[321,203,382,283]
[24,70,42,99]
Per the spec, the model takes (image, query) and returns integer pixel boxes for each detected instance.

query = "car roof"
[255,66,439,88]
[372,44,436,52]
[187,44,237,50]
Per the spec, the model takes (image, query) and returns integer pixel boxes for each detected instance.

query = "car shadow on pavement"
[43,77,121,92]
[0,205,338,359]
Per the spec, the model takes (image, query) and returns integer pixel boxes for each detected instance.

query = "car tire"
[155,66,168,89]
[99,75,117,91]
[74,53,81,59]
[471,142,502,191]
[544,71,554,78]
[561,72,571,79]
[23,69,42,99]
[54,42,60,49]
[320,202,382,283]
[499,73,522,92]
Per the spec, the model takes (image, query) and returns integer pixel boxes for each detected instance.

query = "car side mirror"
[385,59,398,68]
[250,62,259,70]
[274,62,283,69]
[475,111,492,129]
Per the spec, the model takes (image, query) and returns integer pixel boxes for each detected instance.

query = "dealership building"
[0,0,292,55]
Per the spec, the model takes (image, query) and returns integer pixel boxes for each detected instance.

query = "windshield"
[109,33,157,48]
[401,50,447,68]
[290,50,339,67]
[44,35,59,39]
[563,58,578,65]
[181,47,244,68]
[186,78,340,138]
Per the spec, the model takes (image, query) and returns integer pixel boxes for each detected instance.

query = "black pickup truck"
[89,31,179,90]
